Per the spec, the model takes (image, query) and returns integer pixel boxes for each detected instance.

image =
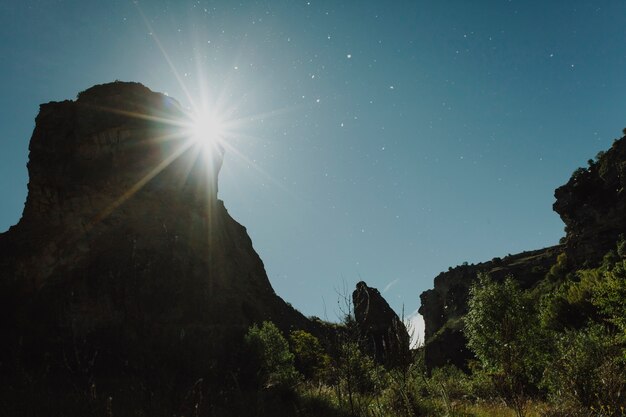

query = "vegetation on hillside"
[3,241,625,416]
[221,239,626,417]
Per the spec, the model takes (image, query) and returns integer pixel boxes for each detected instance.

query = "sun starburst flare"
[185,110,226,156]
[84,2,300,236]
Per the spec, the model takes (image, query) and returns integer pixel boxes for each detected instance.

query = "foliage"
[244,321,302,390]
[427,365,470,415]
[545,252,569,283]
[336,340,383,394]
[539,284,578,331]
[539,273,600,331]
[379,348,432,417]
[464,274,546,417]
[541,324,626,412]
[539,245,626,332]
[537,239,626,415]
[232,244,626,417]
[290,330,332,383]
[592,259,626,339]
[570,166,589,182]
[464,361,499,403]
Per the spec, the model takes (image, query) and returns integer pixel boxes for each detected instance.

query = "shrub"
[427,365,469,415]
[546,252,569,282]
[289,330,332,383]
[464,274,546,417]
[592,259,626,338]
[380,349,432,417]
[542,324,626,412]
[336,340,383,396]
[244,321,301,390]
[330,340,385,416]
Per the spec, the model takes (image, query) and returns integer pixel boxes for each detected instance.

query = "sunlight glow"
[189,111,224,154]
[90,0,297,236]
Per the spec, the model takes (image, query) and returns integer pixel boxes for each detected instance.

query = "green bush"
[290,330,332,383]
[379,349,433,417]
[539,276,598,331]
[464,274,546,417]
[244,321,302,390]
[592,259,626,338]
[546,252,569,282]
[336,340,383,396]
[541,324,626,412]
[427,365,469,415]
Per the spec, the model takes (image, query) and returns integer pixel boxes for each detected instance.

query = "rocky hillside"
[420,134,626,370]
[0,82,311,392]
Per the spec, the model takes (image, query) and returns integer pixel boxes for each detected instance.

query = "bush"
[336,341,383,396]
[592,259,626,338]
[464,274,546,417]
[542,324,626,412]
[329,340,385,416]
[244,321,301,390]
[427,365,469,415]
[290,330,332,383]
[546,252,569,283]
[380,349,433,417]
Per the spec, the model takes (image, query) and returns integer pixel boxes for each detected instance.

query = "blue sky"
[1,1,625,335]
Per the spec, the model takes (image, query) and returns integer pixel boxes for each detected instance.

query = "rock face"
[419,134,626,371]
[554,136,626,266]
[0,82,309,390]
[353,281,410,368]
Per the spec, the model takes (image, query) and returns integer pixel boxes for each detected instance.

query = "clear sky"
[1,1,625,337]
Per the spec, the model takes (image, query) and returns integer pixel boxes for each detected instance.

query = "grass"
[458,401,550,417]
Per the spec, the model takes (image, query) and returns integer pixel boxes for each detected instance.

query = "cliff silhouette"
[0,81,315,412]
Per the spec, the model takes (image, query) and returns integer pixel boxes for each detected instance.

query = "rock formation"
[353,281,410,368]
[419,134,626,371]
[554,137,626,266]
[0,82,310,403]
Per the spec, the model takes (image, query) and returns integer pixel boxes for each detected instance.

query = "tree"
[289,330,331,383]
[464,274,544,417]
[244,321,301,390]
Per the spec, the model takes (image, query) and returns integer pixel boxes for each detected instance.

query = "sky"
[1,1,626,340]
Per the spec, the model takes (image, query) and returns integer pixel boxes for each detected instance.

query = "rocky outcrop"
[0,82,310,395]
[353,281,410,368]
[554,136,626,266]
[419,134,626,371]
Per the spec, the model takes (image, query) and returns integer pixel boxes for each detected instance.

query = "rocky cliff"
[352,281,410,368]
[554,137,626,266]
[0,82,310,401]
[420,134,626,370]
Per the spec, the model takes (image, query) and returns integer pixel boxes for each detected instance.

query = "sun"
[189,110,224,152]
